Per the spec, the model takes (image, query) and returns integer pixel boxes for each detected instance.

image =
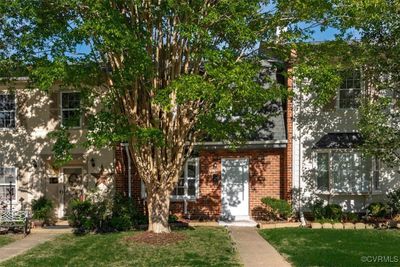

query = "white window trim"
[0,167,18,204]
[140,158,200,201]
[336,70,363,110]
[60,91,82,129]
[314,149,379,195]
[171,158,200,201]
[0,93,17,130]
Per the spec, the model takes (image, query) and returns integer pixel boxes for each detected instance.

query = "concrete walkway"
[0,224,72,263]
[229,227,291,267]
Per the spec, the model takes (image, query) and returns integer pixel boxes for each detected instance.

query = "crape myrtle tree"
[293,0,400,168]
[1,0,330,233]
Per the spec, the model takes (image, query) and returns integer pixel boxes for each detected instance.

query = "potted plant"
[31,197,54,227]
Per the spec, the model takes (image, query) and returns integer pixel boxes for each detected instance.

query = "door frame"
[221,158,250,220]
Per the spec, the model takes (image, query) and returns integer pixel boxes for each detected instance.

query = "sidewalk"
[0,224,72,263]
[229,227,291,267]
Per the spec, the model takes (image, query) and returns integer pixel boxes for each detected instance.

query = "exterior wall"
[0,83,115,214]
[123,148,289,220]
[291,80,400,213]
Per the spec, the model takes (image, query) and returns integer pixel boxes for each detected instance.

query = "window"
[338,71,361,109]
[316,151,378,193]
[61,92,81,127]
[172,158,199,199]
[0,94,16,129]
[0,167,17,202]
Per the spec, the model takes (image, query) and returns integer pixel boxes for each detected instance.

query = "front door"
[46,176,62,218]
[60,167,83,217]
[221,158,249,221]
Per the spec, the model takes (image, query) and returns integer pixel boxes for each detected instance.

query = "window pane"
[187,162,196,178]
[317,153,329,190]
[188,179,196,196]
[339,71,361,109]
[62,93,81,109]
[0,95,16,128]
[62,110,81,127]
[332,152,371,192]
[0,185,16,201]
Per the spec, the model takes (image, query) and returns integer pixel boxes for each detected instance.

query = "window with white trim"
[338,71,361,109]
[171,158,199,199]
[0,167,17,202]
[61,92,81,127]
[316,151,378,193]
[0,94,16,129]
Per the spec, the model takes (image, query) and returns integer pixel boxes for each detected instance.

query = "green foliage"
[47,127,74,167]
[310,200,343,221]
[341,212,359,223]
[366,202,388,218]
[31,197,54,224]
[168,214,179,223]
[68,194,145,234]
[387,188,400,215]
[261,197,292,220]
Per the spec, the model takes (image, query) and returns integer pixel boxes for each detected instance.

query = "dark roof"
[313,133,363,149]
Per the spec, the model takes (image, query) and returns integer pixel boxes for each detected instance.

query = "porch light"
[90,158,96,167]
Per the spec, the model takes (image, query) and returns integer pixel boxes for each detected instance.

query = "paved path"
[229,227,291,267]
[0,224,72,263]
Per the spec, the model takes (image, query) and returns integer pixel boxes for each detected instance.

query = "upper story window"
[338,71,361,109]
[316,151,379,193]
[0,167,17,202]
[171,158,199,200]
[61,92,81,128]
[0,94,16,129]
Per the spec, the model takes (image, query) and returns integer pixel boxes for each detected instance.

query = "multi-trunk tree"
[1,0,334,233]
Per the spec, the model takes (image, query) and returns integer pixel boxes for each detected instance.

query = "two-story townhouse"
[0,79,115,218]
[114,58,293,223]
[292,69,400,215]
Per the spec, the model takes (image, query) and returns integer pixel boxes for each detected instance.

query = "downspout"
[121,143,132,198]
[297,80,306,226]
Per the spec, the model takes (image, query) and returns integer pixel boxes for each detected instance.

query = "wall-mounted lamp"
[31,159,38,168]
[90,158,96,167]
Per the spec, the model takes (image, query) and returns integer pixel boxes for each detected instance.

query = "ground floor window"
[316,151,379,193]
[0,167,17,202]
[171,158,199,200]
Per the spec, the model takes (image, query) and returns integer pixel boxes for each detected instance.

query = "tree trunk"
[147,185,171,233]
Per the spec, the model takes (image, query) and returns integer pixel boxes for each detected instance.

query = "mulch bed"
[125,232,186,246]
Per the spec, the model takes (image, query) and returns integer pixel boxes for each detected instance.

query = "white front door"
[221,158,249,221]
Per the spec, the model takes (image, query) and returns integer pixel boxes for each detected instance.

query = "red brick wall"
[169,149,286,220]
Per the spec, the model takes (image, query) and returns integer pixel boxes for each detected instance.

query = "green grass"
[259,228,400,267]
[0,235,19,247]
[0,227,240,267]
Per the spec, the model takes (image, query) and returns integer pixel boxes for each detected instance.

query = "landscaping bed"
[0,227,240,267]
[259,228,400,267]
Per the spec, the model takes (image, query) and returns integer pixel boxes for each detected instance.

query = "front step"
[218,216,258,227]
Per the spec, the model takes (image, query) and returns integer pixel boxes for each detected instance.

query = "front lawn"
[0,235,19,247]
[0,227,240,267]
[259,228,400,267]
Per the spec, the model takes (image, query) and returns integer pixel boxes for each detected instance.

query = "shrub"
[261,197,292,220]
[366,202,388,218]
[31,197,54,225]
[342,212,359,223]
[68,200,93,232]
[168,214,178,223]
[310,201,343,221]
[324,204,342,221]
[68,193,144,233]
[387,188,400,215]
[310,200,325,220]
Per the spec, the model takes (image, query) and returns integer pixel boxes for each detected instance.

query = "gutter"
[194,140,288,150]
[121,143,132,198]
